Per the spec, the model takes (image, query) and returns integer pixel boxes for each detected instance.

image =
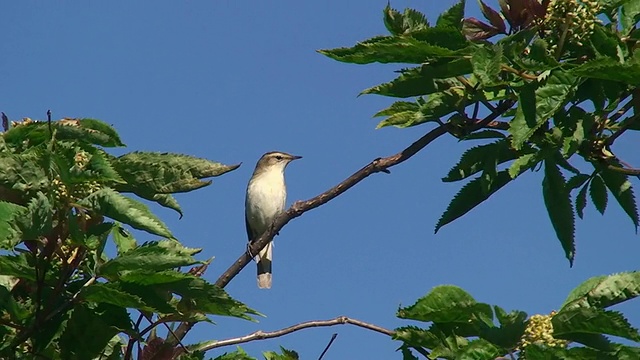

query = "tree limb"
[186,316,393,352]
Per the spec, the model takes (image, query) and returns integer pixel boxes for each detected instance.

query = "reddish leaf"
[479,0,507,34]
[463,17,500,41]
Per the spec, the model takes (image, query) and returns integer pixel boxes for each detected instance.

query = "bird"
[245,151,301,289]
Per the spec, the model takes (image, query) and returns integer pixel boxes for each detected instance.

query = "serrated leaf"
[600,168,639,231]
[0,253,36,281]
[80,282,156,312]
[363,67,463,98]
[478,0,506,33]
[263,346,299,360]
[383,6,430,35]
[436,171,512,232]
[373,101,420,117]
[542,159,575,265]
[375,110,425,129]
[510,71,580,150]
[393,326,444,349]
[15,191,52,240]
[211,348,254,360]
[589,175,608,215]
[0,201,26,249]
[3,118,125,148]
[460,129,506,140]
[567,173,590,191]
[113,152,239,195]
[99,240,201,278]
[397,285,493,324]
[120,270,259,320]
[436,0,465,29]
[562,271,640,311]
[471,43,503,86]
[318,35,460,65]
[0,151,49,193]
[553,308,640,342]
[572,56,640,86]
[111,224,136,255]
[78,188,173,238]
[621,0,640,34]
[576,182,589,219]
[383,4,405,35]
[455,339,502,359]
[508,152,537,179]
[59,303,133,360]
[443,139,516,182]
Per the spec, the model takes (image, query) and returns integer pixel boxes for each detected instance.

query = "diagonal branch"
[169,100,514,346]
[186,316,393,352]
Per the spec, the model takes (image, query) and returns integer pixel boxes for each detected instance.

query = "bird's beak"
[290,155,302,160]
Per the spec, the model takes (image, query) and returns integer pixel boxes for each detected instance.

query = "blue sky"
[2,1,640,359]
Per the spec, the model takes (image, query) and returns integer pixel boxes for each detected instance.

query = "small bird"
[245,151,301,289]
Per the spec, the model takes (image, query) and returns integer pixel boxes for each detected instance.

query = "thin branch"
[189,316,393,352]
[317,333,337,360]
[606,113,640,146]
[606,164,640,176]
[168,100,515,346]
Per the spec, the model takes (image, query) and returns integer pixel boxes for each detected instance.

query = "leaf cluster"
[320,0,640,265]
[394,272,640,359]
[0,116,249,359]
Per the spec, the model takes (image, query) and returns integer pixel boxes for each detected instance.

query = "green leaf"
[0,253,36,281]
[621,0,640,34]
[59,303,133,360]
[3,118,125,148]
[461,130,506,141]
[510,71,580,150]
[99,240,201,278]
[376,90,465,128]
[589,175,608,215]
[383,5,430,35]
[375,110,425,129]
[111,224,137,255]
[263,346,300,360]
[362,67,463,98]
[571,56,640,86]
[0,151,49,193]
[15,191,52,240]
[553,308,640,342]
[397,285,493,324]
[435,171,512,232]
[455,339,502,359]
[599,168,639,231]
[318,34,462,65]
[393,326,444,349]
[561,272,640,311]
[471,43,503,86]
[508,151,540,179]
[485,306,527,348]
[78,188,173,238]
[373,101,420,117]
[120,270,259,320]
[0,201,26,249]
[436,0,465,29]
[80,282,156,312]
[542,159,575,265]
[567,174,590,191]
[443,140,516,182]
[211,348,254,360]
[576,181,589,219]
[113,152,240,195]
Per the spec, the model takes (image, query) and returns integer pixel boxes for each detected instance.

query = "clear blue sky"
[2,1,640,359]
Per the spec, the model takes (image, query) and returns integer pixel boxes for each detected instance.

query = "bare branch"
[187,316,393,353]
[318,333,337,360]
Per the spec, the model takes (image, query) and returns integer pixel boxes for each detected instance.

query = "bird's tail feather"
[256,242,273,289]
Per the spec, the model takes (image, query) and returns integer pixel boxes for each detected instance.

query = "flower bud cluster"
[543,0,601,51]
[519,312,568,352]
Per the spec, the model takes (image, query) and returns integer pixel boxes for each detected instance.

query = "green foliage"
[321,0,640,266]
[0,116,245,359]
[394,273,640,359]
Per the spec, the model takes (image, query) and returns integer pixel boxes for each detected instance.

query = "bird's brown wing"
[245,213,255,242]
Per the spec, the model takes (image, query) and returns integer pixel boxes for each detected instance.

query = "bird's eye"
[275,155,283,160]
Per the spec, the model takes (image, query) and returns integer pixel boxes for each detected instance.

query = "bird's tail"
[256,242,273,289]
